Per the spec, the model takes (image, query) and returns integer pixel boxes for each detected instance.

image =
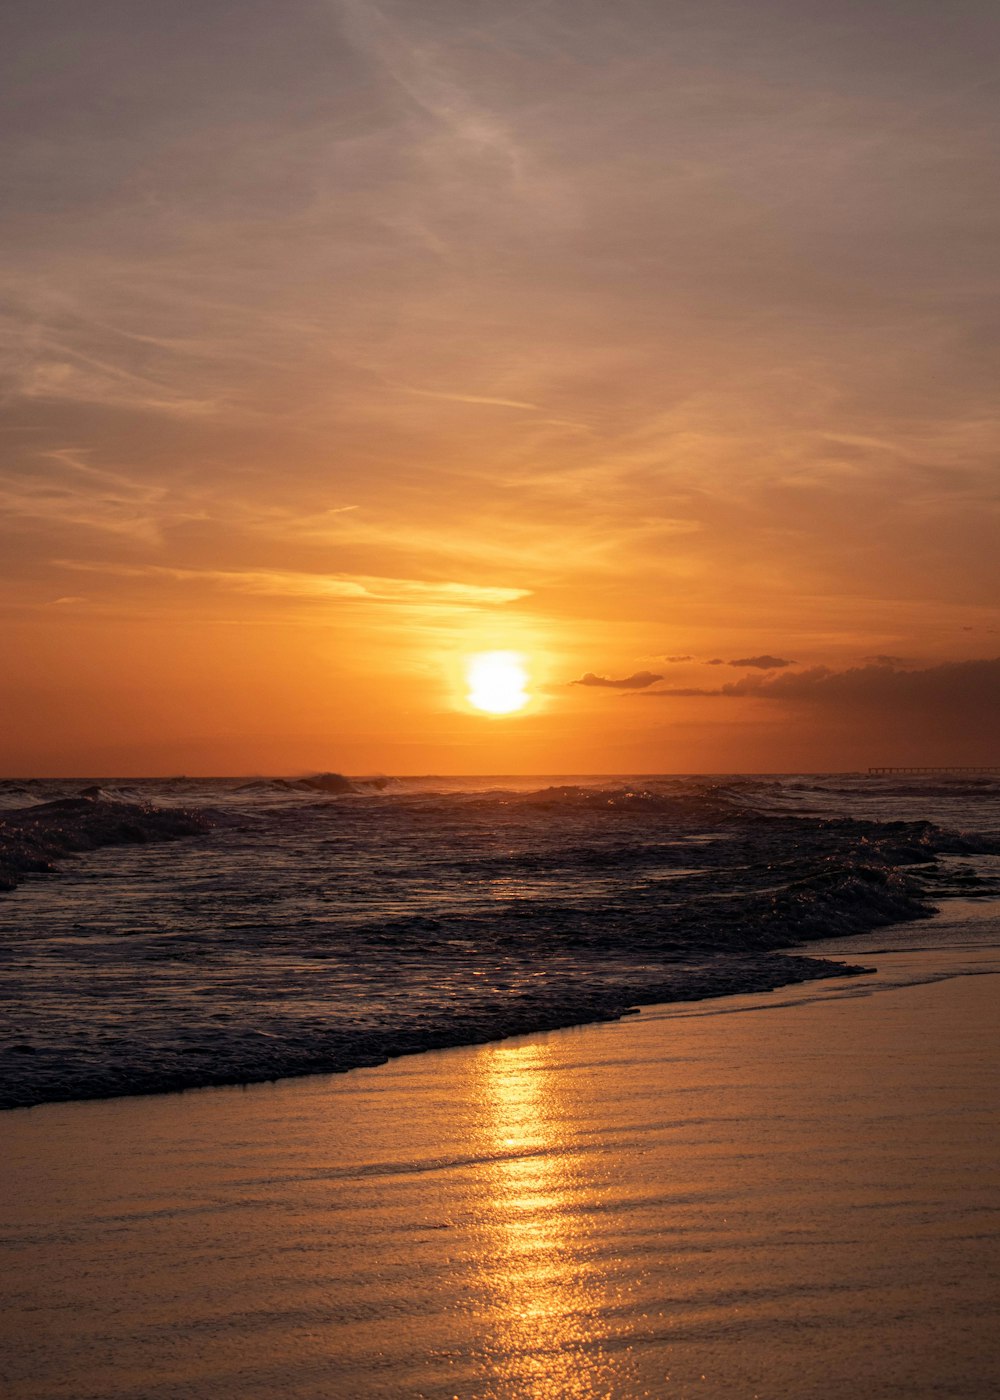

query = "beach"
[3,907,997,1400]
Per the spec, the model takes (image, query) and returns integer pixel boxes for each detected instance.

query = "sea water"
[1,773,998,1109]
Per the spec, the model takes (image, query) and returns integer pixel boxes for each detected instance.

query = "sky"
[2,0,998,775]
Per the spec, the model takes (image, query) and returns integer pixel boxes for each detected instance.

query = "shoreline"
[1,948,871,1114]
[4,941,997,1399]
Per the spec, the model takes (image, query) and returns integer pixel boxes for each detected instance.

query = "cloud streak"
[56,561,531,609]
[0,449,175,543]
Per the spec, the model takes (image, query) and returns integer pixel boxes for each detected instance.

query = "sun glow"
[466,651,530,715]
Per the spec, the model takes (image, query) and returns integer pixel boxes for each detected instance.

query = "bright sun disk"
[466,651,530,715]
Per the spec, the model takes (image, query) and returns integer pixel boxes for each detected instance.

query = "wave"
[234,772,397,798]
[2,780,998,1111]
[788,777,1000,797]
[0,795,209,893]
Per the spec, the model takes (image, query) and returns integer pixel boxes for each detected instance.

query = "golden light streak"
[470,1041,633,1396]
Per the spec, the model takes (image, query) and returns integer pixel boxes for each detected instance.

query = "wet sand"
[2,940,998,1399]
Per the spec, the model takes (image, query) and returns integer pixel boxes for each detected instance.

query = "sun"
[466,651,530,715]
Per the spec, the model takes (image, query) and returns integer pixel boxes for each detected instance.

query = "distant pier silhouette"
[867,766,1000,776]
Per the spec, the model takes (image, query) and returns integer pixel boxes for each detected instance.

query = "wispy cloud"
[394,384,540,412]
[337,0,529,181]
[56,560,531,609]
[15,345,218,418]
[0,449,174,543]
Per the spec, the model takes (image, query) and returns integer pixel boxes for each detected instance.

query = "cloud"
[640,658,1000,721]
[56,561,530,609]
[639,686,723,698]
[664,654,693,663]
[395,384,540,412]
[704,655,794,669]
[863,654,907,667]
[337,0,530,184]
[720,659,1000,711]
[14,346,219,418]
[573,670,663,689]
[0,448,184,544]
[728,655,795,670]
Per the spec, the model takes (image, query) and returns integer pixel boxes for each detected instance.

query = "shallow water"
[2,920,997,1399]
[1,773,998,1108]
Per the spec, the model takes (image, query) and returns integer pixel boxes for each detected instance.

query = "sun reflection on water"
[472,1040,636,1398]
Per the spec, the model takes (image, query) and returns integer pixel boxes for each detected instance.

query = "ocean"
[1,772,998,1111]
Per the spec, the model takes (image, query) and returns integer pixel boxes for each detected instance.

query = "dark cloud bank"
[639,657,1000,716]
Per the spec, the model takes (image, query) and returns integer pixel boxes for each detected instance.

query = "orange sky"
[2,0,998,775]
